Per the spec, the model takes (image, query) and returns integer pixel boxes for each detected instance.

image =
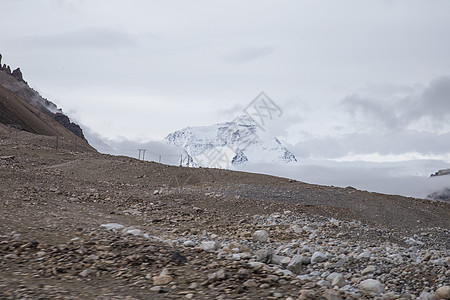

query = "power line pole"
[137,149,147,161]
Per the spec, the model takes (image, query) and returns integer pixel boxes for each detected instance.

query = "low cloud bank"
[84,129,185,165]
[236,159,450,199]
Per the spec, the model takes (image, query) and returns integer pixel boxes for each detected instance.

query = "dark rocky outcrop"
[430,169,450,177]
[53,113,84,140]
[11,67,24,82]
[427,188,450,202]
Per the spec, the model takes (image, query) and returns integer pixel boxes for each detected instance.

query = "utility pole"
[137,149,147,161]
[159,155,161,163]
[180,154,183,166]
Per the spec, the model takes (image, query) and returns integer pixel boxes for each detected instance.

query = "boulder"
[359,279,384,294]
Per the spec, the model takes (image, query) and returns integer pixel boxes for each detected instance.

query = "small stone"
[361,265,377,275]
[243,279,258,288]
[36,251,47,258]
[255,249,271,263]
[153,190,159,195]
[311,251,327,264]
[153,268,173,285]
[171,252,187,265]
[323,289,343,300]
[270,254,286,266]
[200,241,219,251]
[185,294,194,299]
[317,280,332,288]
[79,268,93,277]
[4,254,18,259]
[188,282,198,289]
[183,240,195,247]
[150,286,162,292]
[357,251,371,261]
[287,255,307,274]
[272,292,283,298]
[232,253,241,261]
[331,274,346,288]
[280,256,291,267]
[435,286,450,299]
[418,291,435,300]
[153,274,173,285]
[359,279,384,294]
[252,230,269,242]
[100,223,124,231]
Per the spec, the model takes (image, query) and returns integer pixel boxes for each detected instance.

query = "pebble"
[252,230,269,242]
[435,286,450,299]
[359,279,384,294]
[311,251,327,264]
[200,241,219,251]
[183,240,195,247]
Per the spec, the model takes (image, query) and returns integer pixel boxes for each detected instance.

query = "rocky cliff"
[0,53,86,140]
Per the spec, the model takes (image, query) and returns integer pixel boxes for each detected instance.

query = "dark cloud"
[292,130,450,159]
[408,75,450,122]
[342,76,450,131]
[222,45,276,63]
[342,94,405,130]
[15,27,138,49]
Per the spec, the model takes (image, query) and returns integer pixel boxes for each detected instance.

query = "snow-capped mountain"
[165,115,297,168]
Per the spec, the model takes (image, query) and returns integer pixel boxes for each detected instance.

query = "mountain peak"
[165,116,297,168]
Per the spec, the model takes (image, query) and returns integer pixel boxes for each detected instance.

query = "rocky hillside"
[0,131,449,299]
[0,53,86,140]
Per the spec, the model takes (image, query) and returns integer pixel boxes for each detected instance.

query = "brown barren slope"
[0,85,94,151]
[0,131,449,299]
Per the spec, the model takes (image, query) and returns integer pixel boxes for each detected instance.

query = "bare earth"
[1,129,449,299]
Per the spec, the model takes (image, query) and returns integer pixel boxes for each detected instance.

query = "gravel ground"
[0,133,449,299]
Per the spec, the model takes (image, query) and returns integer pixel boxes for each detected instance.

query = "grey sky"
[1,0,450,161]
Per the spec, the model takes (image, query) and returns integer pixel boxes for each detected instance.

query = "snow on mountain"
[165,115,297,168]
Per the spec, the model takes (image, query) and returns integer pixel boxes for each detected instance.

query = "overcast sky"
[1,0,450,162]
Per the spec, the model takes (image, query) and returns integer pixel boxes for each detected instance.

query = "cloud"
[222,45,276,63]
[407,75,450,122]
[342,76,450,132]
[16,27,138,49]
[292,130,450,159]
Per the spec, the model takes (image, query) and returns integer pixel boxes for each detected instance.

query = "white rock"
[359,279,384,294]
[280,256,291,267]
[419,291,436,300]
[79,268,93,277]
[331,274,346,288]
[123,228,144,237]
[317,280,332,288]
[232,253,241,261]
[183,240,195,247]
[311,251,327,264]
[270,254,286,266]
[287,255,306,274]
[252,230,269,242]
[100,223,124,231]
[435,286,450,300]
[361,265,377,275]
[357,251,371,261]
[200,241,219,251]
